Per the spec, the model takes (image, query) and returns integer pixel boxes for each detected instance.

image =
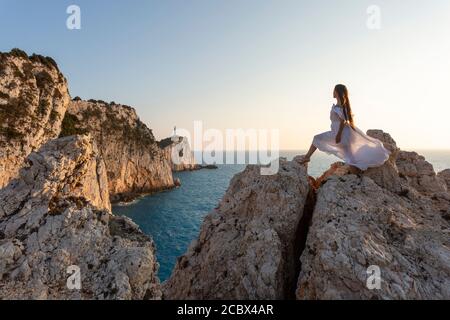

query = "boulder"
[438,169,450,191]
[296,174,450,300]
[396,151,447,195]
[364,130,403,194]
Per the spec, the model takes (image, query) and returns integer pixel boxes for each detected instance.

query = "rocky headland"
[0,49,70,188]
[159,136,199,172]
[62,99,175,202]
[159,135,218,172]
[164,130,449,300]
[0,49,170,299]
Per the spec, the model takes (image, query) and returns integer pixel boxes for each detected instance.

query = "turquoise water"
[112,150,450,282]
[113,165,245,282]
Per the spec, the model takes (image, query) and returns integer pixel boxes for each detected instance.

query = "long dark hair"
[334,84,354,127]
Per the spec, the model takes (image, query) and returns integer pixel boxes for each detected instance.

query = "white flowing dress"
[312,104,390,171]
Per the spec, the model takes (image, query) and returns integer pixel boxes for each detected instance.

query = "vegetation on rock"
[59,113,87,137]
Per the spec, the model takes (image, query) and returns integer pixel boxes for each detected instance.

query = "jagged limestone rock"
[364,130,404,194]
[62,100,174,202]
[438,169,450,192]
[0,49,70,187]
[163,160,311,300]
[159,136,199,172]
[296,174,450,300]
[0,135,161,300]
[366,130,399,156]
[296,132,450,300]
[396,151,447,195]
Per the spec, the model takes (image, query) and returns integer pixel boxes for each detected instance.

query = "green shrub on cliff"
[82,106,103,119]
[30,54,59,70]
[38,99,50,116]
[59,113,87,138]
[49,110,59,124]
[10,48,28,60]
[0,126,24,140]
[0,55,7,77]
[0,91,9,100]
[22,62,34,79]
[35,70,54,88]
[0,96,31,124]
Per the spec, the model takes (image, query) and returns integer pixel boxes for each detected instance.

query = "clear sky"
[1,0,449,150]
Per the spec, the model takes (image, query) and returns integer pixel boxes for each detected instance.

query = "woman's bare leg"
[305,144,317,159]
[296,144,317,164]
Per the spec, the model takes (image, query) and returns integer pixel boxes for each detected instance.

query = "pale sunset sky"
[1,0,449,150]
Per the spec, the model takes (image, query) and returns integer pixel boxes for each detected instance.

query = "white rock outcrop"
[438,169,450,191]
[296,174,449,299]
[159,136,199,171]
[396,151,447,195]
[0,135,161,300]
[0,49,70,188]
[163,160,312,299]
[63,100,175,202]
[296,130,450,300]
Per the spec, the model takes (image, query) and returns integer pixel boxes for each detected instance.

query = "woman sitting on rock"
[297,84,390,171]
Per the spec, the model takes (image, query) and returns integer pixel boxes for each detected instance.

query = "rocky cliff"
[438,169,450,193]
[164,130,450,300]
[163,160,313,299]
[159,136,199,171]
[0,135,161,300]
[62,100,175,202]
[296,131,449,299]
[0,49,70,188]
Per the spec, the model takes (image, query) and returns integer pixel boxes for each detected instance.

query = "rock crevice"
[296,130,450,300]
[163,160,311,300]
[164,130,450,300]
[289,178,317,299]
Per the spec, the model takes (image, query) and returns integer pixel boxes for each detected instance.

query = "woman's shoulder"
[331,104,343,112]
[331,104,345,118]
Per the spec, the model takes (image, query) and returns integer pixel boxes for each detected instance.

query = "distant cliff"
[0,135,161,299]
[0,49,70,188]
[159,136,199,172]
[164,130,450,300]
[61,100,175,202]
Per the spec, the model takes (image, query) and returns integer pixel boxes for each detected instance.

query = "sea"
[112,150,450,282]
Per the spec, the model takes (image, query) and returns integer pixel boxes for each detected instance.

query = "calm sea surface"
[113,150,450,282]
